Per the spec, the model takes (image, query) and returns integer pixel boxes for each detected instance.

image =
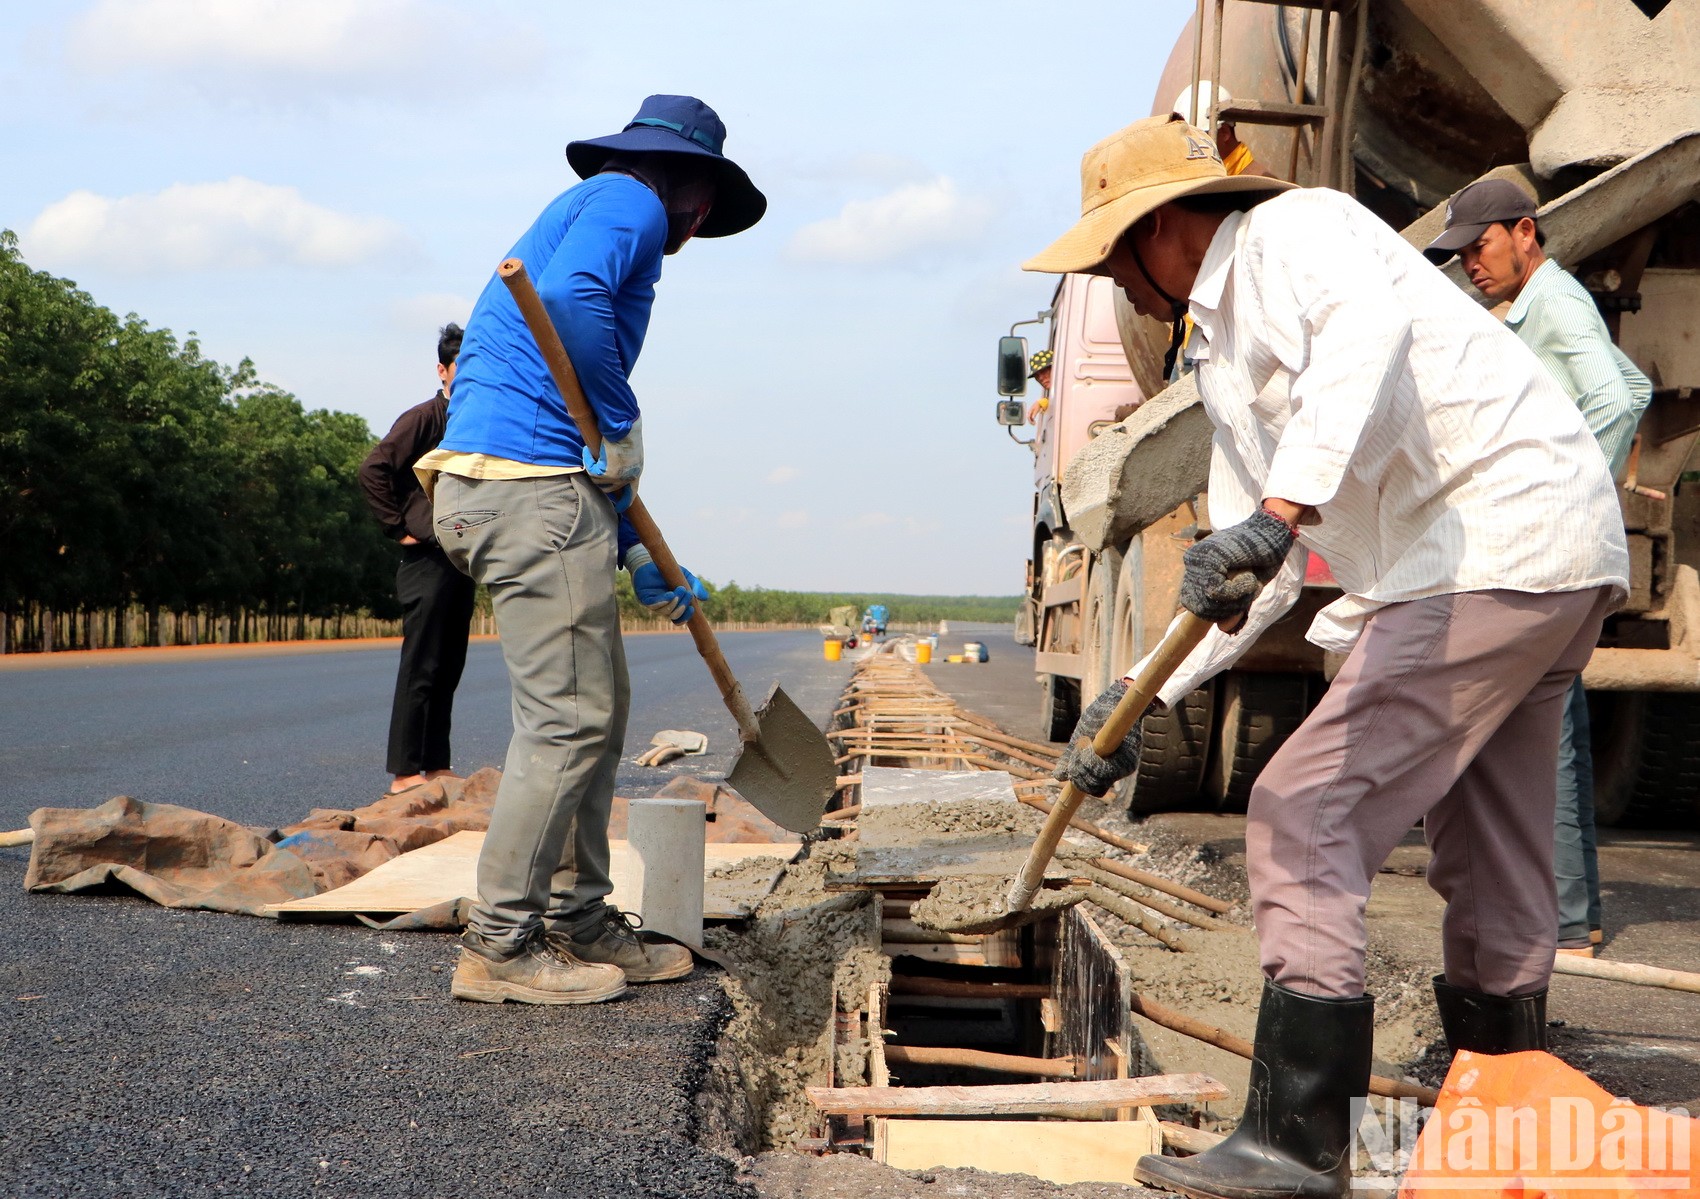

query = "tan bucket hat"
[1023,113,1294,275]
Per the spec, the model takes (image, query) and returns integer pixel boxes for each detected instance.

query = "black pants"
[386,543,476,776]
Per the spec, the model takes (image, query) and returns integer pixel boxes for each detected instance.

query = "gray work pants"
[434,472,629,955]
[1245,588,1612,1000]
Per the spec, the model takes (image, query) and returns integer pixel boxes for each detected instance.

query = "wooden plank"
[888,976,1050,1000]
[267,830,482,916]
[879,1117,1158,1184]
[882,941,1020,968]
[807,1073,1228,1118]
[1162,1120,1227,1155]
[265,833,796,921]
[868,980,889,1088]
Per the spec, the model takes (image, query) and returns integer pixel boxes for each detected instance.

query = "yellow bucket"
[915,640,932,664]
[823,639,843,662]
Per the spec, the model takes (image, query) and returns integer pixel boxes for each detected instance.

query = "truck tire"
[1205,673,1311,814]
[1040,673,1080,744]
[1121,685,1215,816]
[1081,548,1123,707]
[1590,691,1700,828]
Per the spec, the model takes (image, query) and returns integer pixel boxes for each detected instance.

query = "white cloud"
[776,510,809,530]
[787,177,994,267]
[26,177,414,274]
[766,465,800,485]
[64,0,527,97]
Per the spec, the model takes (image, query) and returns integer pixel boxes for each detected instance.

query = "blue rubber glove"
[626,546,708,625]
[581,417,643,514]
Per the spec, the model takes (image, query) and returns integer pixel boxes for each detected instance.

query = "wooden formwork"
[809,652,1236,1183]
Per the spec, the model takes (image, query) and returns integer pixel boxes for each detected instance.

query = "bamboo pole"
[1081,864,1240,933]
[1552,954,1700,994]
[1129,990,1438,1107]
[1087,854,1233,916]
[883,1044,1078,1079]
[1086,885,1187,952]
[1015,793,1155,861]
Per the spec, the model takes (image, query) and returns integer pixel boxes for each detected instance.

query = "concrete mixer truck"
[999,0,1700,826]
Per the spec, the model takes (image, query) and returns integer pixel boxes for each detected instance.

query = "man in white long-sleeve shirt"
[1025,115,1628,1199]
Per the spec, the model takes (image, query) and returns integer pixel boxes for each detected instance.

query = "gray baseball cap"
[1423,178,1537,262]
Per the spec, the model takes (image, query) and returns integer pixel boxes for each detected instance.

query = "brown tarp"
[19,766,796,922]
[24,769,500,918]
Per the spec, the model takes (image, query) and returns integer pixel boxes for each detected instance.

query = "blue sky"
[2,0,1193,594]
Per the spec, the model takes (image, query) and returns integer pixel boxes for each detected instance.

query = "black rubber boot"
[1432,975,1547,1054]
[1134,981,1373,1199]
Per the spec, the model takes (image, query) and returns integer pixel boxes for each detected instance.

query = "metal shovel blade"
[725,683,836,833]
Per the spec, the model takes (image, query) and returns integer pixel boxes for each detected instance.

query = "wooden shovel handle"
[497,259,760,742]
[1006,611,1214,912]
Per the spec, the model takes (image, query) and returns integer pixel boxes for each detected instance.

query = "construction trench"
[691,643,1447,1191]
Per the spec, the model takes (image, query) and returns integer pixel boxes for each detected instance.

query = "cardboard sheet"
[265,832,796,921]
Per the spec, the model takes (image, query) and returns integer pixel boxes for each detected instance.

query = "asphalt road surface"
[0,629,857,1199]
[0,629,854,829]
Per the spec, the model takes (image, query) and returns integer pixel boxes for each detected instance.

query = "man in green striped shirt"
[1429,178,1652,958]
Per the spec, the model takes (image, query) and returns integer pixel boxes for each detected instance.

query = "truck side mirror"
[996,399,1026,426]
[997,336,1029,397]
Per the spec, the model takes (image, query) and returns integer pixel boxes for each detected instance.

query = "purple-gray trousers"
[1246,587,1613,1000]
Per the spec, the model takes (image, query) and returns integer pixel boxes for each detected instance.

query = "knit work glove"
[1053,679,1146,798]
[626,546,708,625]
[582,417,644,510]
[1179,508,1295,624]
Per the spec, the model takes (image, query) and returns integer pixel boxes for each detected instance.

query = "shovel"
[1003,610,1215,917]
[497,259,836,834]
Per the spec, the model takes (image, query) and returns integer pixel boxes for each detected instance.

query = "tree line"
[0,229,396,652]
[645,584,1019,627]
[1,230,1018,653]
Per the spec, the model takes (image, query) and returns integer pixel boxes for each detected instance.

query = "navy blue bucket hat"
[567,94,766,238]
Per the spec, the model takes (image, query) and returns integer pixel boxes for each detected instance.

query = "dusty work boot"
[548,908,694,983]
[1135,980,1374,1199]
[1432,975,1547,1054]
[450,930,626,1005]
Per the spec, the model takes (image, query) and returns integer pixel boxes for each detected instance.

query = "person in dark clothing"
[358,323,476,796]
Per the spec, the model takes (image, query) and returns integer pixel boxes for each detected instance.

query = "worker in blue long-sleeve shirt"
[416,95,766,1006]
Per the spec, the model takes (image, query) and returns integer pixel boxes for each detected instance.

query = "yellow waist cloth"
[412,448,579,502]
